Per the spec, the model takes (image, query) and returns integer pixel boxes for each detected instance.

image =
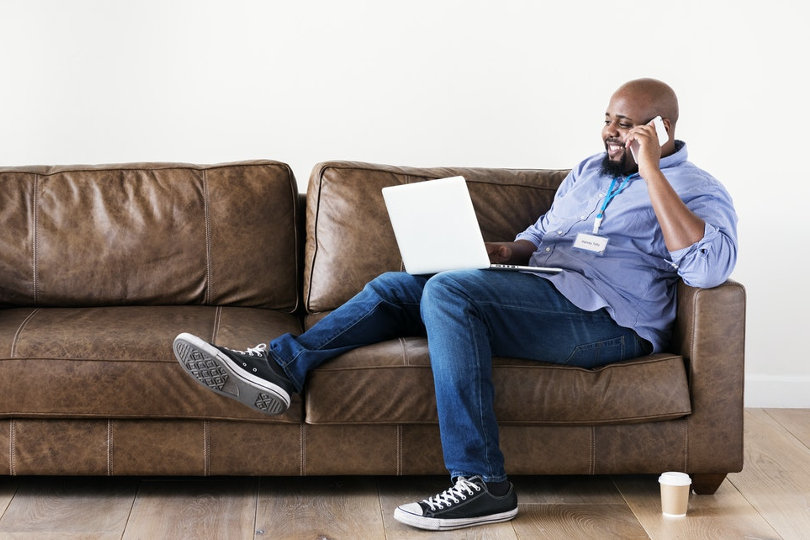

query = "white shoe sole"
[393,505,518,531]
[173,332,291,415]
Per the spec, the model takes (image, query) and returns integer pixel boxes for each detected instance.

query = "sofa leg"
[691,473,726,494]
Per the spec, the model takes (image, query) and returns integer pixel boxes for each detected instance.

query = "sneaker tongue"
[461,475,486,488]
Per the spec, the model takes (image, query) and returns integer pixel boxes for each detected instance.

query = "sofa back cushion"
[303,161,568,314]
[0,161,300,310]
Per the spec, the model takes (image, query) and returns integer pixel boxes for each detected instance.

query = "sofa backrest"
[0,161,300,311]
[303,161,568,315]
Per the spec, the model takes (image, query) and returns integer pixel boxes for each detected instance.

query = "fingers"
[625,123,660,156]
[485,242,511,263]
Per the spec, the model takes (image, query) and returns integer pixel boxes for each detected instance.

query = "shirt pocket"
[544,195,602,236]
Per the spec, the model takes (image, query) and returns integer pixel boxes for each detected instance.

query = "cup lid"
[658,472,692,486]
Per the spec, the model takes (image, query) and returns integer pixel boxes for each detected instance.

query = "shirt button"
[557,230,564,235]
[579,215,587,220]
[545,247,551,252]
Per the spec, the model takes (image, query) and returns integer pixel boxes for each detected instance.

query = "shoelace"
[225,343,267,357]
[422,477,481,511]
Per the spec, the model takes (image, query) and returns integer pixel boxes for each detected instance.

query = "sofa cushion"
[0,306,304,422]
[304,338,691,425]
[0,161,300,310]
[303,161,569,315]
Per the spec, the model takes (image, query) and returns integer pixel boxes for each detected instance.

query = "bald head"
[612,78,679,126]
[601,78,680,174]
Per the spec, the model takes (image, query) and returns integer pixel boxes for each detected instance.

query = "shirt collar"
[660,140,687,170]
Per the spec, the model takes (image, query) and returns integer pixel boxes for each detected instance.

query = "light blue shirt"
[516,141,738,352]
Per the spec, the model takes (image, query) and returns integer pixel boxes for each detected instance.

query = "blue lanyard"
[592,174,636,234]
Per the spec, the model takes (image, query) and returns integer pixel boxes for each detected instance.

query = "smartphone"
[651,116,669,146]
[630,115,669,163]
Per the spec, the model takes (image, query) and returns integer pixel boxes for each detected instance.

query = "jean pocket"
[565,336,626,368]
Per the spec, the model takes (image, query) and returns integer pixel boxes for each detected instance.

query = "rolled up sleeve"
[669,221,737,288]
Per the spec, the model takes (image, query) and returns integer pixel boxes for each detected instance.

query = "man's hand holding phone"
[628,116,669,163]
[628,116,670,179]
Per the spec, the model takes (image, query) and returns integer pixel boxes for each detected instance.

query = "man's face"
[600,91,652,177]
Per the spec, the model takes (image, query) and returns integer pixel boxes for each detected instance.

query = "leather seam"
[33,174,39,304]
[8,161,287,177]
[211,306,222,344]
[300,424,306,475]
[304,169,325,313]
[203,420,210,476]
[9,419,15,476]
[313,162,569,185]
[396,425,402,475]
[203,170,213,305]
[288,166,301,314]
[689,288,700,362]
[107,419,114,475]
[683,419,689,471]
[398,337,408,367]
[590,426,596,474]
[10,308,40,358]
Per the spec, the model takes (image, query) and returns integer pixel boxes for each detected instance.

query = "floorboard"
[0,477,137,540]
[514,503,648,539]
[122,478,257,540]
[257,476,385,540]
[765,408,810,449]
[0,408,807,539]
[726,408,810,540]
[614,474,781,540]
[0,479,17,518]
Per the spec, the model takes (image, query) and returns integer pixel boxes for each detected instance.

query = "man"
[173,78,737,531]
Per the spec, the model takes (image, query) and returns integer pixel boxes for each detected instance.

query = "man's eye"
[619,123,633,129]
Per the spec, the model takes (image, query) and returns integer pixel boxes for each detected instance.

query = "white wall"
[1,0,807,406]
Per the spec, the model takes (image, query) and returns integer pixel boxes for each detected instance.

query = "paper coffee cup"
[658,472,691,517]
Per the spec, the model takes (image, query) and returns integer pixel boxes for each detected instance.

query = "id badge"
[573,232,609,255]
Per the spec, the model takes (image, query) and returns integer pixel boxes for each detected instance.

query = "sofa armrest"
[673,280,746,474]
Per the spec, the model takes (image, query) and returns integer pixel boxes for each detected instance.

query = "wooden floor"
[0,408,807,539]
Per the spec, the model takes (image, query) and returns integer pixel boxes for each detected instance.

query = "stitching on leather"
[304,169,325,313]
[300,424,306,475]
[288,167,301,314]
[316,162,568,187]
[32,174,39,305]
[10,308,40,359]
[203,171,214,304]
[9,420,15,476]
[203,420,210,476]
[211,306,222,344]
[107,419,113,476]
[396,425,402,475]
[689,288,700,361]
[398,337,407,367]
[9,161,286,178]
[203,170,213,305]
[682,420,689,471]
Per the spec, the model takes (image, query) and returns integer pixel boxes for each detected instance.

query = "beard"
[599,152,629,177]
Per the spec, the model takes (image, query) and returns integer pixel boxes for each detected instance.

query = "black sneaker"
[393,476,518,531]
[173,332,295,415]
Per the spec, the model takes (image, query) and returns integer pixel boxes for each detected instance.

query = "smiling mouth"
[606,140,626,160]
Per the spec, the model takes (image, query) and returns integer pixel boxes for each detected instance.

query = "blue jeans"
[268,270,650,483]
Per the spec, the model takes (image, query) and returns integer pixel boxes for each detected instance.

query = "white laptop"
[381,176,563,275]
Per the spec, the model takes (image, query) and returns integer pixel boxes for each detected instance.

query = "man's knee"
[365,271,425,303]
[422,270,480,313]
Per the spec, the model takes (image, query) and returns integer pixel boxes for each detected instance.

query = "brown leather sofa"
[0,160,745,494]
